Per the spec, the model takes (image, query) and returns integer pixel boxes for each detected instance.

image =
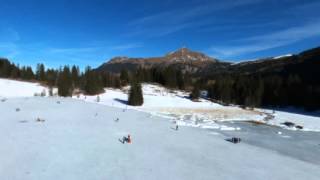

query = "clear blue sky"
[0,0,320,69]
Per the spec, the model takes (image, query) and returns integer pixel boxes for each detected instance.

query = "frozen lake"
[212,121,320,165]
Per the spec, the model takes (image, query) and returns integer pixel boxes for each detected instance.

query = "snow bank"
[260,108,320,132]
[0,78,50,98]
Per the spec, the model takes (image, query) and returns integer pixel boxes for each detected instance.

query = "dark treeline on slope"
[0,58,35,80]
[203,48,320,111]
[190,86,200,101]
[0,58,120,96]
[204,74,319,111]
[0,57,192,94]
[126,67,193,90]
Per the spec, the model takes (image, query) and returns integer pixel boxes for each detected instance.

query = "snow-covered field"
[75,83,320,132]
[0,78,50,98]
[76,84,264,131]
[1,97,320,180]
[0,78,319,131]
[1,78,320,179]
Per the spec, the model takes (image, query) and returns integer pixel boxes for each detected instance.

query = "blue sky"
[0,0,320,69]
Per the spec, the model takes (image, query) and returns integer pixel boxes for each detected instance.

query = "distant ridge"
[96,46,320,76]
[96,47,223,73]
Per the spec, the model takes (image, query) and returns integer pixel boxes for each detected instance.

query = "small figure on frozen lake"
[176,124,179,131]
[120,134,131,144]
[36,117,45,123]
[226,137,241,144]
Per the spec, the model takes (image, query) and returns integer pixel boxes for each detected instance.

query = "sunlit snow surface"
[1,78,320,179]
[0,78,319,132]
[75,83,320,132]
[1,97,320,180]
[0,78,49,98]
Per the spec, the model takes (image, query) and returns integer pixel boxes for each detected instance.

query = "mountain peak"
[167,47,192,55]
[165,47,217,62]
[177,47,191,53]
[108,56,130,64]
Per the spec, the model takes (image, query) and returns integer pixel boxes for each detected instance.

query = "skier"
[175,124,179,131]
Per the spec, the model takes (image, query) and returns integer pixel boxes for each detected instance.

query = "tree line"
[117,64,320,111]
[205,74,320,111]
[0,58,144,106]
[1,58,194,95]
[0,59,120,96]
[1,58,319,110]
[119,67,193,90]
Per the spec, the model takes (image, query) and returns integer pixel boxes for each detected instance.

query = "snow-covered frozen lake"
[1,97,320,180]
[212,121,320,164]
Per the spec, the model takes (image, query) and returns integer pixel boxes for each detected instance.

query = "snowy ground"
[0,78,319,131]
[0,78,50,98]
[1,97,320,180]
[259,108,320,132]
[75,83,320,132]
[0,78,320,131]
[76,84,264,131]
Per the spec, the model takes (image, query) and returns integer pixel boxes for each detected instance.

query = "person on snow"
[121,134,131,144]
[127,134,131,143]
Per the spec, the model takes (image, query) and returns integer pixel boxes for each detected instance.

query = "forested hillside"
[1,47,319,110]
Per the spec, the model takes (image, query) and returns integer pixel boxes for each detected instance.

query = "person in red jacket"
[121,134,132,144]
[127,134,131,144]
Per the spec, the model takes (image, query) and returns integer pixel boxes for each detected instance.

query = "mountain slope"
[211,47,320,77]
[96,48,224,73]
[96,47,320,77]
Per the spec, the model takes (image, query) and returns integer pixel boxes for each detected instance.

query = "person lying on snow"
[121,134,131,144]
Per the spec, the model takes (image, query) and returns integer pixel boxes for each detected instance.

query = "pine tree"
[25,67,35,80]
[190,86,200,100]
[57,66,73,97]
[10,64,20,78]
[83,66,104,95]
[128,80,143,106]
[176,70,185,90]
[46,69,58,87]
[36,63,46,81]
[120,69,129,86]
[0,59,11,77]
[163,66,177,88]
[71,65,80,88]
